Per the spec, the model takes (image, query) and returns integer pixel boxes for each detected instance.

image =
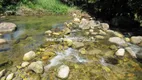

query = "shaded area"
[61,0,142,36]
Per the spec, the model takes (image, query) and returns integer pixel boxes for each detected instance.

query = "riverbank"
[0,14,142,80]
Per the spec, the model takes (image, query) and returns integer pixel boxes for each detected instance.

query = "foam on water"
[44,48,88,70]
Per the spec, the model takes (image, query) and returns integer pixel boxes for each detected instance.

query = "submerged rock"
[115,48,125,56]
[109,37,127,47]
[0,39,7,44]
[28,61,43,74]
[57,65,70,79]
[23,51,36,61]
[0,22,16,33]
[130,36,142,44]
[73,42,84,48]
[6,73,14,80]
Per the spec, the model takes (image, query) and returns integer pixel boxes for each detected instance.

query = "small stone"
[125,37,130,42]
[95,35,105,39]
[101,23,109,30]
[131,36,142,44]
[115,48,125,56]
[0,69,6,78]
[63,28,71,34]
[6,73,14,80]
[109,37,127,47]
[45,30,52,34]
[89,29,94,33]
[52,32,60,36]
[125,47,137,58]
[28,61,43,74]
[57,65,70,79]
[21,62,30,68]
[79,48,86,54]
[23,51,36,61]
[0,39,7,44]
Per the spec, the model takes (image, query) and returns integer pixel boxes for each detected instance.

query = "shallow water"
[0,15,71,68]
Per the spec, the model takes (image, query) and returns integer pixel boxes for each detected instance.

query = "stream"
[0,15,71,68]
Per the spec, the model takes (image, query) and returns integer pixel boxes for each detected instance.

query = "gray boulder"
[28,61,43,74]
[0,22,16,33]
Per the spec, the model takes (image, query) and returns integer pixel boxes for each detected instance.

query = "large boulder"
[130,36,142,44]
[28,61,43,74]
[109,37,127,47]
[0,39,7,44]
[0,22,16,33]
[57,65,70,79]
[23,51,36,61]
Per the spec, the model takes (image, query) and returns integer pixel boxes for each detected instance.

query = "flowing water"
[0,15,71,68]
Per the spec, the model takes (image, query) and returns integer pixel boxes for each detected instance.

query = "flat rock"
[115,48,125,56]
[130,36,142,44]
[73,42,84,48]
[23,51,36,61]
[109,37,127,47]
[28,61,43,74]
[0,39,7,44]
[0,22,16,33]
[21,62,30,67]
[57,65,70,79]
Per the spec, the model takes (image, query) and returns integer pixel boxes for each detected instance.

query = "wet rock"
[57,65,70,79]
[115,48,125,56]
[0,69,6,78]
[28,61,43,74]
[109,37,127,47]
[63,28,71,34]
[23,51,36,61]
[125,47,137,58]
[72,42,84,48]
[21,62,30,68]
[125,37,130,42]
[79,18,89,30]
[95,35,105,39]
[109,45,118,50]
[0,22,16,33]
[101,23,109,30]
[0,39,7,44]
[130,36,142,44]
[6,73,14,80]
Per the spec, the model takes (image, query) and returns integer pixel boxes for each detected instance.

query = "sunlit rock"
[6,73,14,80]
[130,36,142,44]
[101,23,109,30]
[0,39,7,45]
[0,69,6,78]
[115,48,125,56]
[23,51,36,61]
[28,61,43,74]
[109,37,127,47]
[57,65,70,79]
[95,35,105,39]
[0,22,16,33]
[21,62,30,68]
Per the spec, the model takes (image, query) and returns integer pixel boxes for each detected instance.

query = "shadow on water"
[0,15,71,68]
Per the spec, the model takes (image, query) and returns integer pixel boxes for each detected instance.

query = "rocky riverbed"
[0,14,142,80]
